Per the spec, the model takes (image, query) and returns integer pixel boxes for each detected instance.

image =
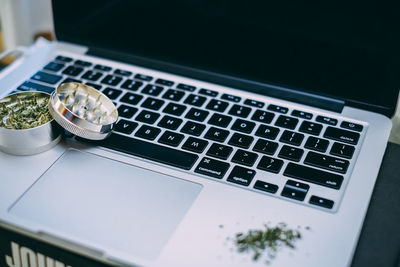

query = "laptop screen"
[52,0,400,116]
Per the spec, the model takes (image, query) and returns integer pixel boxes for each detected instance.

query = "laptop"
[0,0,399,266]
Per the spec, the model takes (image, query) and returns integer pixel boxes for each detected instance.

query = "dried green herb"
[233,223,302,264]
[0,95,52,130]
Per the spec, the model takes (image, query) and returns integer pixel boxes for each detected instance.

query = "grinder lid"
[48,82,118,140]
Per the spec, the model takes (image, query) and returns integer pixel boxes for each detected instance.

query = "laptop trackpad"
[9,149,202,260]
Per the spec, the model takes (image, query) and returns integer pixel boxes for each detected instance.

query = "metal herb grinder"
[0,82,118,155]
[0,91,62,155]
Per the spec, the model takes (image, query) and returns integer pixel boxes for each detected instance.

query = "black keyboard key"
[62,78,81,84]
[278,145,304,162]
[31,71,62,84]
[142,84,164,96]
[114,69,132,76]
[135,125,161,140]
[257,156,283,173]
[182,137,209,153]
[180,121,206,136]
[163,103,186,116]
[304,137,329,152]
[206,143,233,160]
[184,94,207,107]
[141,97,165,110]
[330,142,355,159]
[228,133,254,149]
[185,108,209,122]
[177,83,196,92]
[304,151,349,174]
[204,127,230,142]
[206,99,229,112]
[291,110,313,120]
[227,166,256,186]
[121,79,143,91]
[253,139,279,155]
[94,64,112,72]
[114,119,138,134]
[221,94,241,102]
[102,88,122,100]
[324,126,360,145]
[254,180,278,194]
[117,104,138,119]
[81,70,103,81]
[299,121,323,136]
[74,59,92,67]
[287,179,310,191]
[17,81,54,94]
[275,115,299,130]
[157,115,183,130]
[162,89,185,101]
[93,133,197,170]
[43,61,64,72]
[101,74,122,86]
[158,131,184,147]
[155,78,174,87]
[231,149,258,167]
[199,88,218,97]
[341,121,363,132]
[120,92,143,105]
[244,99,264,108]
[55,55,73,62]
[85,82,102,90]
[62,66,84,76]
[134,73,153,81]
[195,157,230,179]
[309,196,334,209]
[251,110,274,124]
[208,113,232,128]
[284,163,343,189]
[231,119,255,134]
[279,130,304,146]
[255,125,280,140]
[316,115,338,126]
[135,110,160,124]
[228,104,251,118]
[281,180,309,201]
[268,104,288,114]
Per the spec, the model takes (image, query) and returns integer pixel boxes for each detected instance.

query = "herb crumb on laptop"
[232,223,306,264]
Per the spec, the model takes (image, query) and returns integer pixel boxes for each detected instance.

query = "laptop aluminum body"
[0,1,398,266]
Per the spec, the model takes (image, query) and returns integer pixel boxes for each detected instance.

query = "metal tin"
[0,91,61,155]
[48,82,118,140]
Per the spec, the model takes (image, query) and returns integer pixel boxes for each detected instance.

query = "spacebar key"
[283,163,343,190]
[92,133,198,170]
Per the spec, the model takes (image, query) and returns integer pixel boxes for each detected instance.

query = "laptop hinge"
[87,47,345,113]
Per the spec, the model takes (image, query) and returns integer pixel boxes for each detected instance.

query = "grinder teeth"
[50,82,118,140]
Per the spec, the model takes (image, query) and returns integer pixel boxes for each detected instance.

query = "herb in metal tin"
[233,223,302,264]
[0,96,52,130]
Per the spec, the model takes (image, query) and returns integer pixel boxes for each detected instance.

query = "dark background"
[53,0,400,115]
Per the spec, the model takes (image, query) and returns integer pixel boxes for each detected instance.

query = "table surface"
[351,142,400,267]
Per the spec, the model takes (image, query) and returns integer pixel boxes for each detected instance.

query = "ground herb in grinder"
[0,94,52,130]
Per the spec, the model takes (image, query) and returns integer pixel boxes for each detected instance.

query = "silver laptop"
[0,1,398,266]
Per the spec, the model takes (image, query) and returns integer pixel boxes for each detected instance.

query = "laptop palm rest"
[8,149,202,260]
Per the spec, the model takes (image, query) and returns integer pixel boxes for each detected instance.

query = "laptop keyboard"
[11,54,367,212]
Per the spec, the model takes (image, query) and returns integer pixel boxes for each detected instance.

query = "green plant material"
[0,95,52,130]
[233,223,302,264]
